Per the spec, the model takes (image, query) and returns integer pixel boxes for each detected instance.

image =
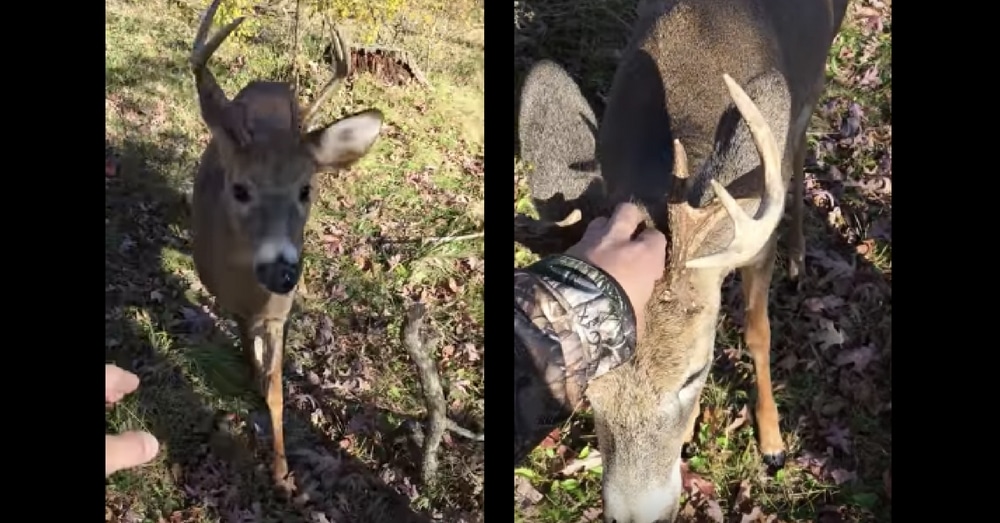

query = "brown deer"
[189,0,383,491]
[515,0,849,520]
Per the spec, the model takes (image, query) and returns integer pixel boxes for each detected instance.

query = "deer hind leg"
[241,319,294,493]
[739,237,785,468]
[787,134,807,283]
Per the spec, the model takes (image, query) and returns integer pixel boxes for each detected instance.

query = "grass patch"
[514,0,891,521]
[106,0,483,521]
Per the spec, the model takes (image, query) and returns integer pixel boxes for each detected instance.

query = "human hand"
[106,365,160,477]
[566,202,667,334]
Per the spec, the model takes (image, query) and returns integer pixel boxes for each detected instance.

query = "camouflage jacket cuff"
[512,255,637,465]
[527,254,638,379]
[514,255,636,402]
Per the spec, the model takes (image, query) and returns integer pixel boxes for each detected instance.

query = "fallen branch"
[402,303,484,485]
[425,231,484,245]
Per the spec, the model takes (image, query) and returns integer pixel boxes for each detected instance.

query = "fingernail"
[138,432,160,460]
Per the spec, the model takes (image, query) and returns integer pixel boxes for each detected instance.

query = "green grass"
[514,0,891,521]
[105,0,483,521]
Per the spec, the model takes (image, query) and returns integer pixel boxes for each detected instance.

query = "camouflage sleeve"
[513,254,638,467]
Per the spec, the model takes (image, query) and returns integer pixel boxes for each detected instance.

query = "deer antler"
[514,209,586,257]
[670,74,785,270]
[190,0,247,143]
[301,25,352,131]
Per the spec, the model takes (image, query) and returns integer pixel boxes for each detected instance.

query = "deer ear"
[306,109,383,170]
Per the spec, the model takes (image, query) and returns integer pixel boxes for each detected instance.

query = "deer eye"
[299,185,311,202]
[231,183,251,203]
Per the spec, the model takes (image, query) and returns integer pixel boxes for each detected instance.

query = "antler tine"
[302,25,352,130]
[191,0,244,70]
[190,0,245,136]
[514,209,585,257]
[668,138,691,203]
[673,139,689,179]
[684,74,784,270]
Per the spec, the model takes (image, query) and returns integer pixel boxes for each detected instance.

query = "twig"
[424,231,484,245]
[290,0,302,92]
[558,451,603,476]
[401,303,484,485]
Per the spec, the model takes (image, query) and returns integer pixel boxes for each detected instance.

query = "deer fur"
[188,0,383,491]
[515,0,849,521]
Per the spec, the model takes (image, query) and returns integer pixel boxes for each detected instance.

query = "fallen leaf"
[822,423,853,454]
[803,295,845,313]
[812,318,846,350]
[539,428,561,449]
[776,353,798,371]
[703,498,724,523]
[740,507,764,523]
[828,468,856,485]
[514,476,544,508]
[680,462,716,497]
[834,344,877,372]
[463,343,481,362]
[735,480,752,506]
[725,406,749,434]
[576,506,603,523]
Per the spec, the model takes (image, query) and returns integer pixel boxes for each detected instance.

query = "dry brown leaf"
[514,476,544,508]
[813,318,846,350]
[828,468,856,485]
[834,344,877,372]
[725,405,749,434]
[577,506,603,523]
[680,462,716,498]
[703,499,724,523]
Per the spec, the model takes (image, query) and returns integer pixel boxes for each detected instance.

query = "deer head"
[190,0,383,295]
[516,61,783,522]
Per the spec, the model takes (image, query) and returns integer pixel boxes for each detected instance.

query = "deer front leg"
[739,238,785,468]
[241,319,294,493]
[262,319,292,492]
[787,135,807,283]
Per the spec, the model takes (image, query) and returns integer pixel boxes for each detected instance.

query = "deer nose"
[255,258,301,295]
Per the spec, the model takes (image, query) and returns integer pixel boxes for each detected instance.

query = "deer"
[515,0,849,521]
[188,0,383,491]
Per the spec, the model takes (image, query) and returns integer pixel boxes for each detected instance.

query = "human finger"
[606,202,646,239]
[635,226,668,257]
[106,365,140,403]
[106,431,160,476]
[579,216,609,239]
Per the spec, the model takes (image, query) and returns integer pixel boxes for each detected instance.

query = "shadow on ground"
[513,0,891,521]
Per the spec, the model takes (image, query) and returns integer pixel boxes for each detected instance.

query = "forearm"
[512,254,637,467]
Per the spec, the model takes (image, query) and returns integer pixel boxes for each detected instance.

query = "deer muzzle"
[253,238,302,295]
[254,258,301,295]
[602,457,682,523]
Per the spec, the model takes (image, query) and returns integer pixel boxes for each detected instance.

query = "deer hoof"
[762,451,786,471]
